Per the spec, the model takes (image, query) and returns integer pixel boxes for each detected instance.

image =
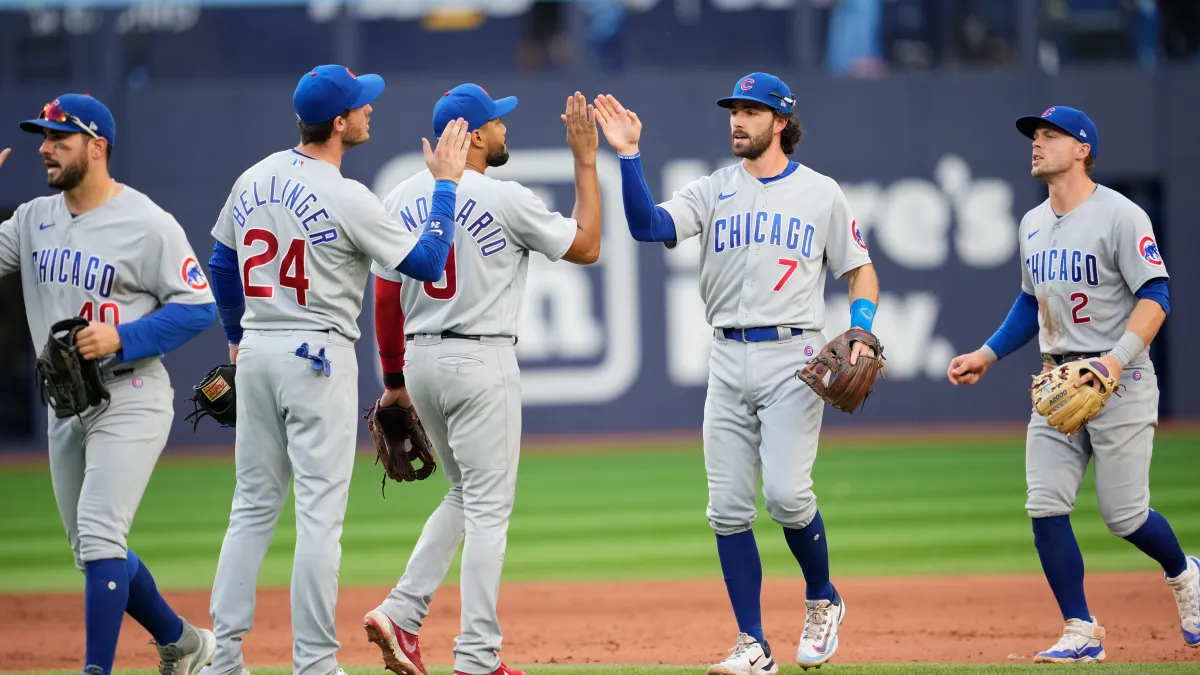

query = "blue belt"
[721,327,804,343]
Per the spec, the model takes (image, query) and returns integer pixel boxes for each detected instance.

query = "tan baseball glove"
[1030,358,1119,436]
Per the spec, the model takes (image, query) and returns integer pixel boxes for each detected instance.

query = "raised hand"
[561,91,598,162]
[423,118,471,184]
[593,94,642,155]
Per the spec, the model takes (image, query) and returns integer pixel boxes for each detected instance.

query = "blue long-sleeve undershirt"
[984,291,1039,361]
[115,302,215,362]
[619,154,677,243]
[396,180,457,281]
[1136,277,1170,315]
[208,241,245,345]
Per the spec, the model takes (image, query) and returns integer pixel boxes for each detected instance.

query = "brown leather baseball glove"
[797,327,886,413]
[363,401,437,495]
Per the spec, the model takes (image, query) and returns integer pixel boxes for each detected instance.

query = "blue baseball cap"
[1016,106,1099,158]
[19,94,116,147]
[433,84,518,137]
[293,64,385,125]
[717,72,796,115]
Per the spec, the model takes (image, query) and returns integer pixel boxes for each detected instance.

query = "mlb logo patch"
[181,257,209,290]
[201,374,231,402]
[293,158,305,166]
[1138,236,1163,266]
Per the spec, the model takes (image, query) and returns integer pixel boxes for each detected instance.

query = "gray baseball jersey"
[211,149,420,342]
[0,185,212,575]
[369,168,577,675]
[1020,184,1169,356]
[371,168,577,335]
[660,161,871,330]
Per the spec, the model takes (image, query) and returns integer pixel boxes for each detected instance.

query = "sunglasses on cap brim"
[769,92,796,108]
[39,102,100,140]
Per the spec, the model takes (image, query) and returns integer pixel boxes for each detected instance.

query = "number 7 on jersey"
[775,258,799,291]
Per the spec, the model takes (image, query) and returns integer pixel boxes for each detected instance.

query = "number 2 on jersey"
[423,244,458,300]
[243,229,310,306]
[774,258,799,291]
[1070,292,1091,324]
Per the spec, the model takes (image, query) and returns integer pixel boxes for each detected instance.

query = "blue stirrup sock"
[1032,516,1091,622]
[1123,509,1188,578]
[716,530,766,644]
[125,550,184,645]
[84,559,130,675]
[784,510,835,601]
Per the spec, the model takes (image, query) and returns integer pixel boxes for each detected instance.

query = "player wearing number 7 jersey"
[361,85,602,675]
[947,106,1197,663]
[593,74,879,672]
[202,65,472,675]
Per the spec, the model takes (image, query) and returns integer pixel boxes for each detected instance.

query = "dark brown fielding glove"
[364,401,437,495]
[797,327,886,413]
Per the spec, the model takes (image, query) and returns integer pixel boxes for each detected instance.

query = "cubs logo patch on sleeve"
[1138,236,1163,266]
[182,257,209,290]
[852,220,868,251]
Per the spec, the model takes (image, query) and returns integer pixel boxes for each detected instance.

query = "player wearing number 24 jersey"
[948,106,1198,663]
[362,85,602,675]
[593,74,880,672]
[203,65,472,675]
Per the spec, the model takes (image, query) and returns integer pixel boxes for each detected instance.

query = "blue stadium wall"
[2,67,1197,449]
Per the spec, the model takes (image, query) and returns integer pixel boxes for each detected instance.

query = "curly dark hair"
[777,112,803,155]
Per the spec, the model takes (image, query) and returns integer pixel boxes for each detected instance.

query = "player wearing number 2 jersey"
[594,74,880,672]
[361,85,602,675]
[202,65,472,675]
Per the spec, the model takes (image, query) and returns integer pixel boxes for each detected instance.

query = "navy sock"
[1124,509,1188,578]
[125,550,183,645]
[783,510,834,601]
[1032,516,1091,622]
[84,558,131,675]
[715,530,765,644]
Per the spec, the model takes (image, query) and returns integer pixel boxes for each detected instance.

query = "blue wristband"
[850,298,876,332]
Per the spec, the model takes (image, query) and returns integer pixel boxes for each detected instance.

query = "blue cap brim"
[491,96,518,121]
[716,93,783,112]
[19,119,79,135]
[1015,115,1063,139]
[351,74,386,110]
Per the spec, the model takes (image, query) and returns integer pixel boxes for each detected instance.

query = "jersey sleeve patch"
[852,219,868,251]
[1138,236,1163,267]
[182,257,210,290]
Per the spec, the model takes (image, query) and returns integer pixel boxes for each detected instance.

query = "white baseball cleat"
[1034,617,1106,663]
[153,618,217,675]
[707,632,778,675]
[796,588,845,669]
[1166,555,1200,647]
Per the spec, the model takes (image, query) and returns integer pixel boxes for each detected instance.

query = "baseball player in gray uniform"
[202,65,471,675]
[593,73,879,672]
[1,94,218,675]
[948,105,1198,663]
[361,85,602,675]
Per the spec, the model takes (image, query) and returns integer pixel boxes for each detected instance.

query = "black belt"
[407,331,518,344]
[1045,352,1106,366]
[721,326,804,343]
[102,367,134,384]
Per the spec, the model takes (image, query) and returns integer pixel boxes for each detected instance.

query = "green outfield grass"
[8,665,1200,675]
[1,431,1199,594]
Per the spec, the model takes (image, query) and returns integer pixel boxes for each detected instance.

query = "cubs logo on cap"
[1139,236,1163,266]
[740,78,755,91]
[1016,105,1099,158]
[717,72,795,114]
[182,257,209,290]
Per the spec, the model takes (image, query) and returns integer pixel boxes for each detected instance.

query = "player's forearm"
[846,264,880,331]
[981,291,1039,363]
[565,160,602,263]
[115,302,216,362]
[396,180,457,282]
[1108,298,1166,368]
[208,241,245,345]
[374,276,407,390]
[619,153,677,242]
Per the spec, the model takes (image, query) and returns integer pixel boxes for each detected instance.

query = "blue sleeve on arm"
[619,154,677,243]
[396,180,457,282]
[1135,277,1170,316]
[984,291,1040,361]
[116,303,216,362]
[208,241,245,344]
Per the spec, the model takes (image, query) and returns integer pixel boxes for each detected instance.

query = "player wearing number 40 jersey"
[202,65,472,675]
[361,85,602,675]
[592,73,880,672]
[948,106,1198,663]
[0,95,218,675]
